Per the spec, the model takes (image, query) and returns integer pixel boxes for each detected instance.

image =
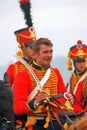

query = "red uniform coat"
[72,77,87,113]
[13,65,67,116]
[6,60,31,86]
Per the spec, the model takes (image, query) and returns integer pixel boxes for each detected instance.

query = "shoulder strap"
[73,71,87,94]
[67,71,87,94]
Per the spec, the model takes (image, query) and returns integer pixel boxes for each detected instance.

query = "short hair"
[32,38,53,52]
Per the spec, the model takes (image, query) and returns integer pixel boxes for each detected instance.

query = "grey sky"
[0,0,87,65]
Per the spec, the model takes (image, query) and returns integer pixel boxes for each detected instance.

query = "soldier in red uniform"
[3,27,36,130]
[13,38,74,130]
[4,0,36,87]
[4,0,37,129]
[4,27,36,87]
[67,40,87,115]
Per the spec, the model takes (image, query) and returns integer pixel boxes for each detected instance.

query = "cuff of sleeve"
[71,93,76,103]
[64,92,76,103]
[28,99,36,110]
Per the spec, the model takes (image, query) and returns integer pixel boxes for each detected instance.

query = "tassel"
[16,44,23,57]
[85,58,87,67]
[25,116,37,127]
[65,100,74,111]
[63,122,69,130]
[67,58,72,70]
[16,50,23,57]
[43,106,51,128]
[15,120,24,129]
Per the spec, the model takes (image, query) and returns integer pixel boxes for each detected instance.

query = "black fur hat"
[19,0,33,27]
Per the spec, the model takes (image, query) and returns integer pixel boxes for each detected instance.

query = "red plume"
[19,0,30,3]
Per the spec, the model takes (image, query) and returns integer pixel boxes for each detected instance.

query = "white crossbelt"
[28,68,51,101]
[73,71,87,94]
[67,71,87,94]
[15,56,51,101]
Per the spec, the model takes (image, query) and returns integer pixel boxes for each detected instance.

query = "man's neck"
[74,68,87,75]
[32,60,50,70]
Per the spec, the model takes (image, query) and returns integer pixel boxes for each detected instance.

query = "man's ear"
[32,51,37,60]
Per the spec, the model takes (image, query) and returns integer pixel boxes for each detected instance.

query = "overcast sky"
[0,0,87,65]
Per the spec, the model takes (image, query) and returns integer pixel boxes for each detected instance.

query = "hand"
[64,92,74,104]
[35,91,48,105]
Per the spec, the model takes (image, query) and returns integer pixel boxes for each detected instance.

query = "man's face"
[35,44,53,68]
[74,60,86,72]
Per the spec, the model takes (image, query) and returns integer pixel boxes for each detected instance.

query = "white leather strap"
[73,71,87,94]
[67,71,87,94]
[15,56,51,102]
[28,68,51,101]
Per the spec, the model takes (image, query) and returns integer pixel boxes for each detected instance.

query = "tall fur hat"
[15,0,36,56]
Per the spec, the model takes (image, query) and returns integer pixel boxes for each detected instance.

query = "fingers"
[64,92,74,104]
[35,91,48,104]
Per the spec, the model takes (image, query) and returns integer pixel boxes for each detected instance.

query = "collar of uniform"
[23,58,33,64]
[32,60,50,70]
[74,68,87,76]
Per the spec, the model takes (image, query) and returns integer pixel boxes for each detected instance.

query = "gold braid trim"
[14,63,26,76]
[70,74,81,93]
[17,33,35,39]
[27,67,58,113]
[26,67,59,128]
[69,50,87,57]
